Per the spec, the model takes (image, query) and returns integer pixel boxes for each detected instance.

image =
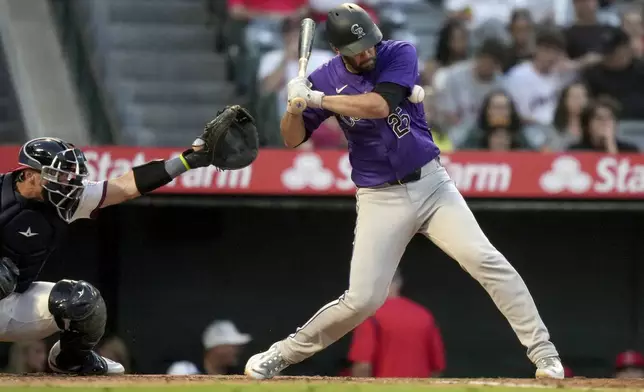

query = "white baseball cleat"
[48,341,125,375]
[535,356,565,379]
[244,343,290,380]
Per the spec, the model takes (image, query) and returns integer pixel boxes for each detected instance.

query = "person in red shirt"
[227,0,308,20]
[614,350,644,378]
[347,269,446,378]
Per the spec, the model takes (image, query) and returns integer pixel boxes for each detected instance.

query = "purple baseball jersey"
[302,40,441,187]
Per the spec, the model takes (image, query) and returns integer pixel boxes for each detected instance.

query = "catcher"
[0,105,258,375]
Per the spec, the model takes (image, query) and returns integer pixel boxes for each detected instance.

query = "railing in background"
[48,0,115,144]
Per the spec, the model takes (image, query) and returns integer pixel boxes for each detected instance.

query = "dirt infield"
[0,375,644,390]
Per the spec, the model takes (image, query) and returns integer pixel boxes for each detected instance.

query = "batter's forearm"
[321,93,389,119]
[280,112,307,148]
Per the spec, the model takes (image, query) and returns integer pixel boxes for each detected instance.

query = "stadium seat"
[0,36,25,143]
[69,0,246,146]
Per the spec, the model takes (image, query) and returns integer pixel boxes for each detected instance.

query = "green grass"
[1,375,633,392]
[0,385,596,392]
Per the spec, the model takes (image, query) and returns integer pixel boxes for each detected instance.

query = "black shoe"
[48,341,125,375]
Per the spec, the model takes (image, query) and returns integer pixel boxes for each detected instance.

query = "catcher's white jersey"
[70,180,108,222]
[0,180,108,341]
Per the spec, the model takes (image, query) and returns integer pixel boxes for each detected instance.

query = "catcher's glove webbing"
[183,105,259,170]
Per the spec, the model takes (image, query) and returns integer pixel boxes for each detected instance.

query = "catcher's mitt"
[185,105,259,170]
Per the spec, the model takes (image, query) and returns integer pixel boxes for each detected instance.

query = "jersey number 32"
[387,107,410,138]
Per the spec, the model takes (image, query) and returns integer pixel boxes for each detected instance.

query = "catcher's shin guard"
[48,279,124,375]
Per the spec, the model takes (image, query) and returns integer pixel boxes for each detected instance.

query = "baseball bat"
[289,18,316,115]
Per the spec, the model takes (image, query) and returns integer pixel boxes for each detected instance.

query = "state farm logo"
[540,155,644,194]
[83,150,252,189]
[281,153,334,190]
[540,156,592,194]
[441,156,511,192]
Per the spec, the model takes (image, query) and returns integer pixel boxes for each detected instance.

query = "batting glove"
[287,77,325,110]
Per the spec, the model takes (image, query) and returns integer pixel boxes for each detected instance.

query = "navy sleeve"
[373,82,408,114]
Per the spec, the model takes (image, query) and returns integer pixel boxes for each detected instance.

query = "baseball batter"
[0,106,257,375]
[245,3,564,380]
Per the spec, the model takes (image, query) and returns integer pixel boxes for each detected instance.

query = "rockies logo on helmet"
[326,3,383,56]
[350,24,365,39]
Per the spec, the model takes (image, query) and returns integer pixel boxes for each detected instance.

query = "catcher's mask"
[18,137,89,222]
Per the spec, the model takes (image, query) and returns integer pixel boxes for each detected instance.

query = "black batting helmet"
[18,137,89,222]
[326,3,382,57]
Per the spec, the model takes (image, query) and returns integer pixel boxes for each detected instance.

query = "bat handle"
[288,97,307,115]
[298,58,308,78]
[289,58,309,114]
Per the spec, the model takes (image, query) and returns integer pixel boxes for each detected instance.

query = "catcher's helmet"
[326,3,382,57]
[18,137,89,222]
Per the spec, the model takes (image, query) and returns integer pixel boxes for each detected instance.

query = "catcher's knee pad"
[48,279,106,348]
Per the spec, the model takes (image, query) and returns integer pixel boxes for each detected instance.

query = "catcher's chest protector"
[0,173,67,293]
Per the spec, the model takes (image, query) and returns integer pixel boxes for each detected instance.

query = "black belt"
[387,167,422,186]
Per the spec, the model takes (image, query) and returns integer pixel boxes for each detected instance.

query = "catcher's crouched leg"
[47,279,124,375]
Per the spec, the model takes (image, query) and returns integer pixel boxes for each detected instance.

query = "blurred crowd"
[214,0,644,153]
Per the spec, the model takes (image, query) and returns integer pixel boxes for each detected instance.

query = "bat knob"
[287,98,307,114]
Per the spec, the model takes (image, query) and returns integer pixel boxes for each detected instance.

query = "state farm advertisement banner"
[0,146,642,198]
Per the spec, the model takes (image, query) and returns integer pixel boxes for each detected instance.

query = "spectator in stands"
[459,90,531,150]
[97,335,131,374]
[258,18,334,121]
[228,0,308,20]
[308,0,378,24]
[557,0,621,28]
[622,8,644,58]
[4,340,47,374]
[445,0,552,47]
[424,91,454,152]
[347,268,445,378]
[583,26,644,120]
[614,350,644,378]
[568,97,639,153]
[503,9,535,73]
[424,19,469,86]
[564,0,615,59]
[436,38,506,130]
[166,320,251,376]
[204,320,251,375]
[483,127,521,151]
[504,28,599,126]
[227,0,309,55]
[444,0,519,33]
[545,82,589,150]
